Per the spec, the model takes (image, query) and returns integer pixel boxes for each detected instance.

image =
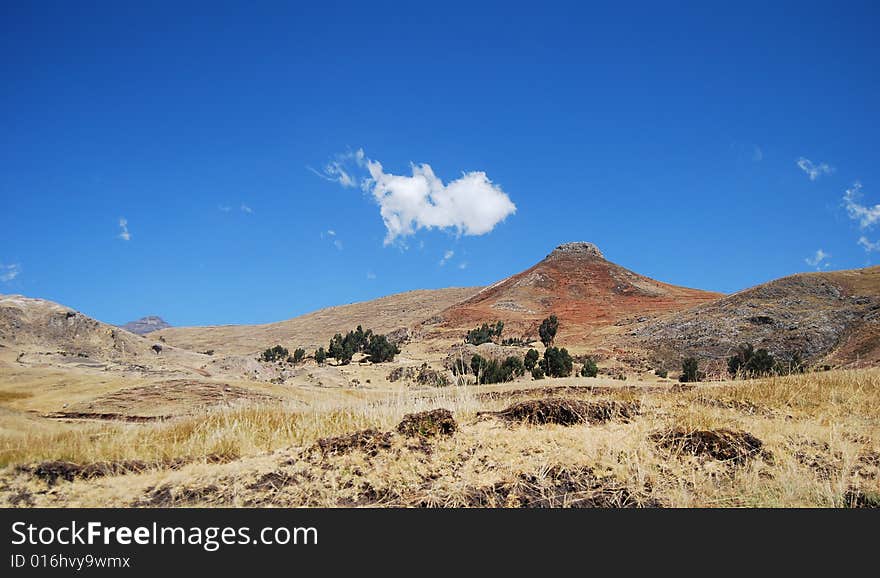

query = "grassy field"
[1,368,878,507]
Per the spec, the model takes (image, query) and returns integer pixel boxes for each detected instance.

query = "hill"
[629,265,880,372]
[120,316,171,335]
[151,287,482,356]
[424,242,722,348]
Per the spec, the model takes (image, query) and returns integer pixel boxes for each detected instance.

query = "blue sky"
[2,1,879,326]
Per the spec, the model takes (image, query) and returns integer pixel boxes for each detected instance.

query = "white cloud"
[439,249,454,266]
[858,236,880,252]
[326,230,336,236]
[805,249,831,269]
[240,204,253,214]
[843,182,880,229]
[117,218,131,241]
[797,157,833,181]
[218,205,232,213]
[314,149,516,245]
[334,239,344,251]
[366,271,377,280]
[752,146,763,162]
[0,263,20,282]
[458,262,468,270]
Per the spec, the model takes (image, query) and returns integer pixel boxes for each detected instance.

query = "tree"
[292,348,306,364]
[328,333,354,365]
[679,357,703,383]
[543,346,573,378]
[539,315,559,348]
[524,349,540,371]
[260,345,289,362]
[580,357,598,378]
[531,365,545,380]
[365,334,400,363]
[314,347,327,366]
[465,322,504,345]
[728,343,776,378]
[469,354,524,384]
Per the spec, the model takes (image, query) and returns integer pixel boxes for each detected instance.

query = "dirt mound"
[17,454,230,485]
[476,385,659,402]
[312,429,394,456]
[388,363,449,387]
[651,428,766,464]
[843,488,880,508]
[426,465,660,508]
[396,409,457,437]
[485,398,641,426]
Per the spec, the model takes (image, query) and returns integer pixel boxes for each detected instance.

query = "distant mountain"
[120,316,171,335]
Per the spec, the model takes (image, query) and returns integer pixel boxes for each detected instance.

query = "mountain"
[629,265,880,370]
[120,316,171,335]
[424,242,722,348]
[150,287,482,356]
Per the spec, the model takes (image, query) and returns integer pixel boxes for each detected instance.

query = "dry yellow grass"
[0,369,878,507]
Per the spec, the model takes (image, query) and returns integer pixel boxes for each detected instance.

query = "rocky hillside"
[425,242,722,348]
[120,316,171,335]
[629,266,880,371]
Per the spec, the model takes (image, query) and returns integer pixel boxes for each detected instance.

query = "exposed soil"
[312,428,394,457]
[396,409,457,437]
[17,454,231,485]
[483,398,641,426]
[651,428,766,464]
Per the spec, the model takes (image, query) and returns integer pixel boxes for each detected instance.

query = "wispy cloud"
[366,271,377,280]
[797,157,833,181]
[458,261,468,270]
[333,239,343,251]
[805,249,831,270]
[752,146,763,162]
[117,218,131,241]
[0,263,21,282]
[313,148,516,245]
[858,236,880,252]
[240,204,253,214]
[439,249,454,266]
[218,205,232,213]
[843,182,880,229]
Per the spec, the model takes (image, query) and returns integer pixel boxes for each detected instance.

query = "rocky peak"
[547,242,605,260]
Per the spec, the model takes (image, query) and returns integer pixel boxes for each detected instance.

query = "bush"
[314,347,327,366]
[654,368,668,378]
[531,365,545,380]
[539,315,559,348]
[679,357,704,383]
[470,354,525,384]
[260,345,289,363]
[465,321,504,345]
[524,349,540,371]
[292,348,306,364]
[365,334,400,363]
[543,346,573,378]
[580,357,598,378]
[727,343,776,378]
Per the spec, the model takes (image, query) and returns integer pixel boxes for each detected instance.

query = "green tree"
[580,357,598,378]
[543,346,573,377]
[292,348,306,364]
[728,343,776,378]
[524,349,540,371]
[314,347,327,366]
[539,315,559,348]
[260,345,289,362]
[679,357,703,383]
[365,334,400,363]
[531,365,545,380]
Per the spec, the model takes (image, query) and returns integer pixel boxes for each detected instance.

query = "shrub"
[314,347,327,365]
[679,357,704,383]
[292,348,306,364]
[470,354,524,384]
[654,368,668,378]
[543,346,573,378]
[524,349,540,371]
[531,366,545,380]
[727,343,776,378]
[465,321,504,345]
[580,357,598,378]
[260,345,289,363]
[539,315,559,348]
